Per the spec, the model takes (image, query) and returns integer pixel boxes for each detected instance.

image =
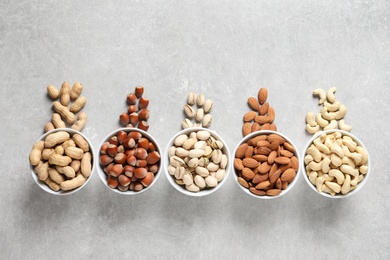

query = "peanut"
[49,168,65,184]
[72,134,89,152]
[49,153,72,166]
[44,122,55,132]
[65,146,84,160]
[37,162,49,181]
[56,165,76,178]
[304,131,368,196]
[44,176,61,191]
[52,113,66,128]
[52,102,75,126]
[70,96,87,113]
[60,81,71,106]
[81,152,92,178]
[60,173,86,191]
[44,131,70,148]
[29,140,45,166]
[70,82,83,100]
[47,85,59,99]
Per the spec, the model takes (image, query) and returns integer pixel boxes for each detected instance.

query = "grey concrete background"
[1,0,389,259]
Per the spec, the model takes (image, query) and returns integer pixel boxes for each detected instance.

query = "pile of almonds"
[243,88,277,136]
[46,82,87,132]
[305,87,351,134]
[119,86,150,131]
[182,92,213,129]
[99,130,161,192]
[234,133,299,196]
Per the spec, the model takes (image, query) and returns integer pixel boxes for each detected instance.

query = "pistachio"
[196,108,204,122]
[203,99,213,113]
[181,118,193,129]
[194,175,206,188]
[184,104,196,118]
[205,176,218,187]
[187,92,196,105]
[197,130,211,141]
[202,114,212,127]
[197,94,205,106]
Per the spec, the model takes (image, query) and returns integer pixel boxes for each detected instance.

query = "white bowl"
[96,128,162,195]
[164,127,231,197]
[301,129,370,198]
[232,130,301,199]
[30,128,95,195]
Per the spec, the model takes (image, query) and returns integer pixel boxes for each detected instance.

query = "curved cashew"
[306,124,320,134]
[342,139,357,152]
[341,174,351,194]
[340,164,359,176]
[306,112,317,127]
[342,156,356,168]
[331,143,344,158]
[308,171,318,185]
[326,87,337,103]
[321,107,336,120]
[322,184,336,196]
[356,146,368,165]
[321,157,331,173]
[304,154,314,165]
[322,173,334,182]
[315,113,329,128]
[309,161,323,171]
[316,176,325,192]
[343,146,363,165]
[313,88,326,104]
[329,169,345,185]
[339,120,352,132]
[359,165,368,174]
[314,138,331,154]
[330,153,342,167]
[350,175,359,186]
[306,145,322,162]
[324,119,337,130]
[324,100,340,112]
[335,104,347,120]
[325,181,341,193]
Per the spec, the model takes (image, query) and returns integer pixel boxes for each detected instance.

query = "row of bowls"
[30,127,370,199]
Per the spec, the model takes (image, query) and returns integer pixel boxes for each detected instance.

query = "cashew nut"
[308,171,318,185]
[325,181,341,193]
[308,161,323,171]
[342,138,357,152]
[306,145,322,162]
[330,153,342,167]
[322,184,336,196]
[313,88,326,105]
[341,174,351,194]
[314,138,330,154]
[330,143,344,158]
[324,119,337,130]
[316,176,325,192]
[356,146,368,165]
[340,164,359,177]
[320,107,336,121]
[321,157,331,173]
[329,169,345,185]
[339,119,352,132]
[324,100,340,112]
[306,112,317,127]
[335,104,347,120]
[315,113,329,128]
[359,165,368,174]
[342,156,356,168]
[304,154,314,165]
[306,124,320,134]
[326,87,337,103]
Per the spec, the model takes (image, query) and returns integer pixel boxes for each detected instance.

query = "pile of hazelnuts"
[119,86,150,131]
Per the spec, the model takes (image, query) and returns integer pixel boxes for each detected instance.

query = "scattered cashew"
[339,119,352,132]
[326,87,337,103]
[306,124,320,134]
[324,119,337,130]
[315,113,329,128]
[306,112,317,127]
[321,107,336,120]
[324,100,340,112]
[313,89,326,104]
[335,104,347,120]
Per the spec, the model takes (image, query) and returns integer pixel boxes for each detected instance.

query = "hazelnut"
[133,181,143,192]
[106,144,118,158]
[128,105,138,114]
[138,97,149,109]
[135,148,148,160]
[137,138,149,150]
[135,86,144,98]
[149,164,159,174]
[117,131,128,144]
[135,167,147,179]
[141,172,154,187]
[118,184,129,192]
[138,120,149,131]
[118,175,131,186]
[148,142,156,152]
[146,151,160,165]
[138,109,150,120]
[119,112,129,126]
[136,159,147,167]
[124,165,135,178]
[123,137,136,149]
[126,155,137,166]
[114,153,127,164]
[100,141,110,155]
[103,163,114,175]
[127,93,137,105]
[128,131,141,141]
[109,136,119,146]
[129,112,139,126]
[107,176,118,189]
[100,155,113,166]
[109,164,123,177]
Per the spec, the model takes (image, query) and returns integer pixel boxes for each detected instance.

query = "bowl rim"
[30,128,95,195]
[301,129,370,198]
[95,127,162,195]
[232,130,301,199]
[164,127,231,197]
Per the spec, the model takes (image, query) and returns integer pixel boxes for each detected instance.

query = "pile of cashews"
[306,87,352,134]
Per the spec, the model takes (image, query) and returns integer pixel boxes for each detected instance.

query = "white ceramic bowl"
[232,130,301,199]
[164,127,231,197]
[301,129,370,198]
[30,128,95,195]
[96,128,162,195]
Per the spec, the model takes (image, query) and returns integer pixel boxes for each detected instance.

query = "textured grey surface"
[1,0,389,259]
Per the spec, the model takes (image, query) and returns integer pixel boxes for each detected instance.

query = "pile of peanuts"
[29,131,92,191]
[304,131,368,196]
[306,87,351,134]
[242,88,277,136]
[119,86,150,131]
[168,130,227,192]
[234,133,299,196]
[99,130,161,192]
[182,93,213,129]
[46,82,87,132]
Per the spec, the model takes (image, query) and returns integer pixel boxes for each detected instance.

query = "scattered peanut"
[234,133,298,197]
[60,81,71,106]
[70,82,83,100]
[29,130,93,192]
[304,131,368,196]
[167,130,227,193]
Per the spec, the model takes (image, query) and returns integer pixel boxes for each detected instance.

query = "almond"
[250,135,267,146]
[242,122,251,136]
[274,156,290,165]
[275,178,282,189]
[281,168,296,182]
[270,124,277,131]
[268,150,277,164]
[251,122,261,133]
[250,187,266,196]
[248,97,260,111]
[261,123,271,130]
[257,146,271,156]
[243,111,257,122]
[238,177,249,188]
[266,189,282,196]
[244,145,254,158]
[235,143,248,158]
[269,140,280,151]
[257,162,272,174]
[269,163,278,176]
[257,140,270,148]
[291,156,299,171]
[279,162,292,173]
[259,102,269,115]
[258,88,268,105]
[255,180,270,190]
[283,142,296,153]
[234,158,244,170]
[252,173,268,184]
[280,150,294,158]
[242,167,255,180]
[242,158,259,168]
[281,181,288,190]
[268,107,275,122]
[254,115,271,125]
[252,154,268,162]
[268,134,285,144]
[269,169,281,184]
